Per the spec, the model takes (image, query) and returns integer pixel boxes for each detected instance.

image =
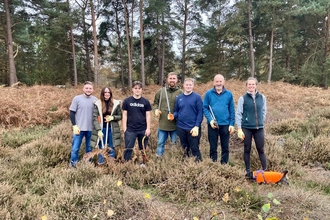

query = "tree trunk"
[82,12,92,82]
[139,0,145,87]
[181,0,188,83]
[247,0,255,77]
[322,13,330,89]
[160,11,165,86]
[122,0,132,88]
[113,0,126,91]
[4,0,17,86]
[157,15,162,85]
[267,29,274,84]
[90,0,99,85]
[67,0,77,86]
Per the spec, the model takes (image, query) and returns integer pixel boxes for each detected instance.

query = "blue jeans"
[124,130,149,161]
[70,131,92,166]
[208,124,230,164]
[156,129,178,156]
[177,127,202,161]
[98,126,114,164]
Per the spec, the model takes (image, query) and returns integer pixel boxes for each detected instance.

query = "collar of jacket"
[212,86,227,95]
[167,85,180,92]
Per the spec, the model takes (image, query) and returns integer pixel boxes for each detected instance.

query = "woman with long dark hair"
[91,87,122,164]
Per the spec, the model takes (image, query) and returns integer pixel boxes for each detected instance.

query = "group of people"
[69,73,268,177]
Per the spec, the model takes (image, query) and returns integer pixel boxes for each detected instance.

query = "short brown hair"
[132,81,143,88]
[167,72,178,78]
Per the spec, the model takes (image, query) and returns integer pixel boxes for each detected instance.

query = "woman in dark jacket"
[91,87,122,164]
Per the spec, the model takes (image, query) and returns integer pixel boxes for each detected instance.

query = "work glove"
[98,130,103,139]
[167,112,174,121]
[105,115,114,122]
[228,126,235,134]
[238,129,245,140]
[190,126,199,137]
[210,120,217,129]
[155,109,162,117]
[72,125,80,135]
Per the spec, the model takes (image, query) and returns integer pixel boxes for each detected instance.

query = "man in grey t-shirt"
[69,81,97,167]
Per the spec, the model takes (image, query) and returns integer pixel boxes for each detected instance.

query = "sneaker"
[245,171,253,179]
[140,163,146,168]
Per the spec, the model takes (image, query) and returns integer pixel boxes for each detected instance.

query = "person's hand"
[167,112,174,121]
[105,115,114,122]
[155,109,162,117]
[72,125,80,135]
[98,130,103,138]
[145,128,151,136]
[238,129,245,140]
[190,126,199,137]
[228,126,235,134]
[210,120,217,129]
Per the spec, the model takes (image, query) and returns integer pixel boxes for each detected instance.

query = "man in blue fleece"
[172,78,203,161]
[203,74,235,164]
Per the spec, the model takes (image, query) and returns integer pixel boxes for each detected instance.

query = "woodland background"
[0,81,330,219]
[1,0,330,88]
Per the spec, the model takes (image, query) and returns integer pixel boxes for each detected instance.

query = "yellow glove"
[228,126,235,134]
[190,126,199,137]
[155,109,162,117]
[238,129,245,140]
[98,130,103,139]
[105,115,114,122]
[210,120,217,129]
[167,112,174,121]
[72,125,80,135]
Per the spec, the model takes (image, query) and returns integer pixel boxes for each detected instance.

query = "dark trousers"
[177,127,202,161]
[242,128,267,172]
[124,130,148,161]
[208,124,230,164]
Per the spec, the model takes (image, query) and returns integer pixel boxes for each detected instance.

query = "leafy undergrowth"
[0,81,330,219]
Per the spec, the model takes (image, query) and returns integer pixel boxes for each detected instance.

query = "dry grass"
[0,81,330,219]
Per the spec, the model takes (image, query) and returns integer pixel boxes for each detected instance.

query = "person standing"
[122,81,152,164]
[153,72,183,157]
[173,78,203,161]
[91,86,122,164]
[203,74,235,164]
[236,77,267,177]
[69,81,97,167]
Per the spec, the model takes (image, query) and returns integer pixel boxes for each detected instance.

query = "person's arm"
[70,110,76,125]
[235,96,244,129]
[202,92,213,123]
[229,93,235,126]
[262,95,267,119]
[92,106,102,131]
[145,111,151,136]
[195,95,204,127]
[173,97,179,119]
[153,90,160,110]
[122,110,127,132]
[113,102,122,121]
